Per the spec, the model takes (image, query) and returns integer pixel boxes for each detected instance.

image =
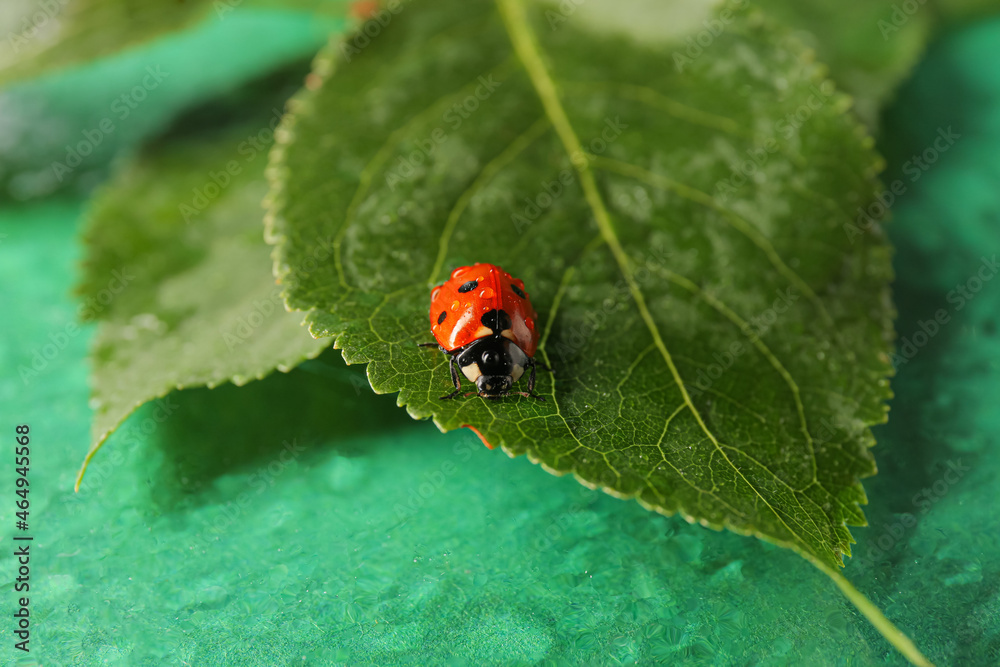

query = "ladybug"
[421,263,548,400]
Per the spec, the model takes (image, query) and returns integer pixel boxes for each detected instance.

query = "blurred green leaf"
[932,0,1000,23]
[754,0,933,127]
[76,79,329,489]
[0,0,350,84]
[753,0,1000,128]
[0,5,351,201]
[266,0,895,572]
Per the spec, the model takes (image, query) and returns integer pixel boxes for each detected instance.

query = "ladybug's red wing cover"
[430,263,538,356]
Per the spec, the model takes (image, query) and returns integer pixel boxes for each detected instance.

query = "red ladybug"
[421,263,547,400]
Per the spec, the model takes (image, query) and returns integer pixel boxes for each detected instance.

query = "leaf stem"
[812,561,934,667]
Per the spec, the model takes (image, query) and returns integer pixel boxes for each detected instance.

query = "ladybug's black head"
[457,336,529,398]
[476,374,512,397]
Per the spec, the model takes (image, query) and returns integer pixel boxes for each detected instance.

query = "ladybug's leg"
[439,355,463,400]
[521,360,545,401]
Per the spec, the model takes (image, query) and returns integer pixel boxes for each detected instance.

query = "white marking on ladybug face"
[473,325,493,340]
[510,362,524,384]
[500,329,515,343]
[506,341,529,384]
[462,362,482,384]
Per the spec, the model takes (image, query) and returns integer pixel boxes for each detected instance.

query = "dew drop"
[479,287,495,299]
[451,300,460,311]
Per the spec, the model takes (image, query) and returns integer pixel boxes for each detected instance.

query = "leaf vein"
[335,59,518,288]
[590,155,835,331]
[652,265,818,482]
[428,115,552,285]
[497,0,814,556]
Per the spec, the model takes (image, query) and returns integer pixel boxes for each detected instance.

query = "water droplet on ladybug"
[451,300,460,311]
[431,287,441,301]
[479,287,495,299]
[526,319,535,330]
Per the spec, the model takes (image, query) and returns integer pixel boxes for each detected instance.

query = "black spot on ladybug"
[510,284,525,298]
[481,309,512,333]
[458,280,479,293]
[437,311,447,325]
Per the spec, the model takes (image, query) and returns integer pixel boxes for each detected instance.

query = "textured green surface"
[1,9,999,667]
[267,0,894,570]
[76,77,329,485]
[848,17,1000,664]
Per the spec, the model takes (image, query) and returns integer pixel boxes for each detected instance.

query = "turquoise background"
[2,10,1000,666]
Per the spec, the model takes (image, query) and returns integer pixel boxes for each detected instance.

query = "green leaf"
[267,3,939,661]
[77,80,329,489]
[268,0,895,570]
[0,0,350,84]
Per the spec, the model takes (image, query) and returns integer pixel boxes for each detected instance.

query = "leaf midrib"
[494,0,825,561]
